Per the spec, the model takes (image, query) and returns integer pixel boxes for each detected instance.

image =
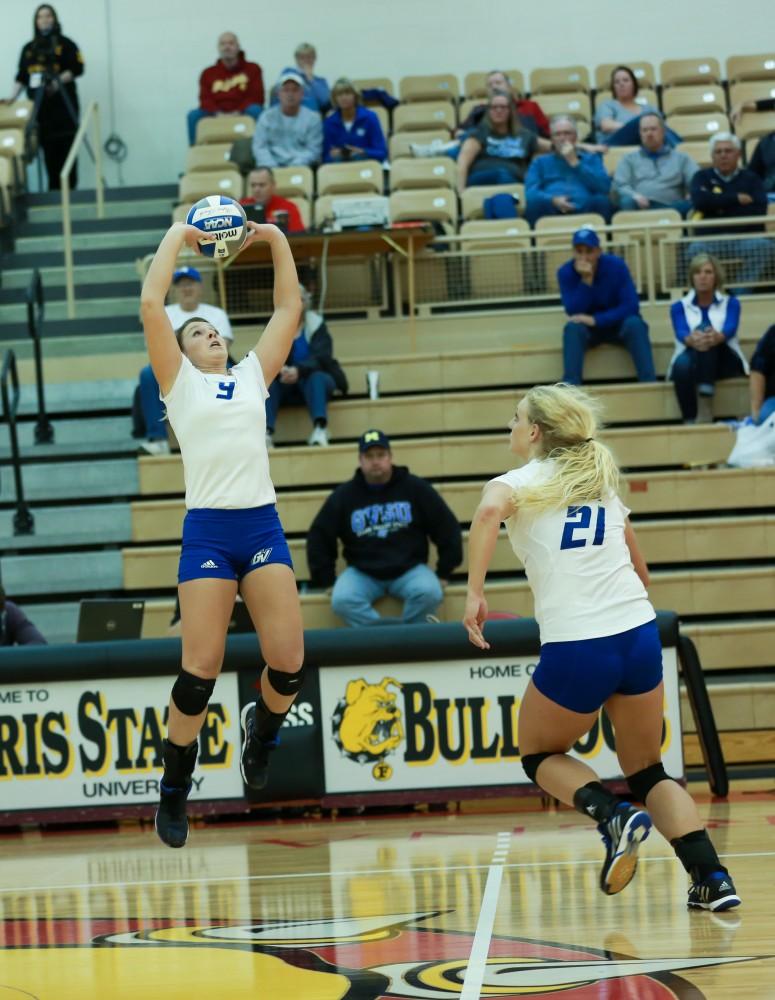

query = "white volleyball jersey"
[162,351,275,509]
[492,459,655,643]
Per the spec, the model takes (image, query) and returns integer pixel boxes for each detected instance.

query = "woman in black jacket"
[3,4,84,189]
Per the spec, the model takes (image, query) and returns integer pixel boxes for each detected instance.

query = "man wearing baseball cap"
[558,227,656,385]
[134,267,235,455]
[252,69,323,167]
[306,430,462,626]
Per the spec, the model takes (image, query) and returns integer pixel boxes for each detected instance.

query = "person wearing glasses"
[457,90,539,193]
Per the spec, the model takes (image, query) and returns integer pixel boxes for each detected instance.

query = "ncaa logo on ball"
[186,194,247,259]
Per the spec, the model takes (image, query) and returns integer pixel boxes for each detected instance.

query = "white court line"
[0,849,769,897]
[460,831,510,1000]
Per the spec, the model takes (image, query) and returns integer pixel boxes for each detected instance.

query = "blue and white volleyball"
[186,195,247,259]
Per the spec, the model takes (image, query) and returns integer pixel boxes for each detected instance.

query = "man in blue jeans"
[558,228,657,385]
[306,430,463,626]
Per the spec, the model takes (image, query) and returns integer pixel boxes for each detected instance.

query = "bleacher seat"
[660,57,722,88]
[530,66,590,95]
[389,129,451,160]
[195,115,255,145]
[0,157,13,215]
[273,166,314,200]
[537,92,592,127]
[458,98,483,126]
[317,160,383,196]
[464,70,525,99]
[662,85,727,116]
[736,111,775,141]
[665,112,730,142]
[0,100,32,131]
[390,157,456,192]
[185,143,232,173]
[370,105,390,138]
[729,81,775,111]
[389,188,457,229]
[601,145,640,177]
[353,77,394,96]
[399,74,459,104]
[288,196,311,229]
[611,208,682,294]
[726,53,775,85]
[676,140,713,168]
[461,184,523,220]
[0,129,25,180]
[178,168,243,204]
[594,62,656,90]
[393,101,456,133]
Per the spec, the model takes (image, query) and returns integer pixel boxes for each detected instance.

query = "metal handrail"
[0,350,35,535]
[25,269,54,444]
[61,100,105,319]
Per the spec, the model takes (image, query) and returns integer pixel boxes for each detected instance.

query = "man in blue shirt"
[525,116,613,226]
[558,228,656,385]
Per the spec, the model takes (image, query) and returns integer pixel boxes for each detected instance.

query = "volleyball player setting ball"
[141,198,306,848]
[463,384,740,912]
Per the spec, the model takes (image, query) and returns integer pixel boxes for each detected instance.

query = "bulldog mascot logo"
[331,677,404,780]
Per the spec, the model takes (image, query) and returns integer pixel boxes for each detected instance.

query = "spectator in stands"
[252,70,323,167]
[595,65,658,146]
[3,5,84,190]
[240,167,305,232]
[0,585,46,646]
[525,116,613,225]
[613,113,698,216]
[273,43,330,115]
[307,430,462,626]
[135,267,234,455]
[186,32,264,146]
[265,286,347,448]
[559,227,656,385]
[688,133,773,291]
[742,125,775,197]
[749,323,775,424]
[668,254,748,423]
[457,91,539,192]
[322,78,387,163]
[463,70,550,138]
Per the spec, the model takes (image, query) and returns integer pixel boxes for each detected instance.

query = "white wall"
[1,0,771,188]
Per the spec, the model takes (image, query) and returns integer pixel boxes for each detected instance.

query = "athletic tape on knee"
[171,670,216,716]
[520,751,555,785]
[266,663,305,697]
[626,762,672,803]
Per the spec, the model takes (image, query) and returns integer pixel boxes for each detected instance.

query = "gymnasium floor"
[0,788,773,999]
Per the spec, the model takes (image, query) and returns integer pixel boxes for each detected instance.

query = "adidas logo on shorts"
[200,559,219,569]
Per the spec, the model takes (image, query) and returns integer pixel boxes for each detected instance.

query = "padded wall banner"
[318,650,683,794]
[0,674,244,811]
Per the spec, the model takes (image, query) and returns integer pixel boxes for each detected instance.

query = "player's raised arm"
[140,222,203,393]
[247,223,303,385]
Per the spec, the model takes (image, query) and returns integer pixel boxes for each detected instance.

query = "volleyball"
[186,195,247,259]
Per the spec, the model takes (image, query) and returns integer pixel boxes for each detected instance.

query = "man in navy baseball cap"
[557,226,656,386]
[172,266,203,283]
[358,429,391,453]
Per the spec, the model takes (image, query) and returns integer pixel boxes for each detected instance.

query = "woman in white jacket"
[668,254,749,423]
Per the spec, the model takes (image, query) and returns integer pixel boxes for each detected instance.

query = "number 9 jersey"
[491,459,655,643]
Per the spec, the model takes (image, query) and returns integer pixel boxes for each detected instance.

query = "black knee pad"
[521,751,556,785]
[171,669,216,716]
[266,663,305,697]
[627,762,673,803]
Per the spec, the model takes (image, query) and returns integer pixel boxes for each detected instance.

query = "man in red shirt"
[241,167,306,233]
[187,32,264,144]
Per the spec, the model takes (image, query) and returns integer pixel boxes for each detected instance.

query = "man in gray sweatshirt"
[251,69,323,167]
[613,113,698,217]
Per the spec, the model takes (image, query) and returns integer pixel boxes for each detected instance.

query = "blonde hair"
[688,252,725,292]
[515,384,620,513]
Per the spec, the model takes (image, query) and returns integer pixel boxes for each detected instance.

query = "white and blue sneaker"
[598,802,652,895]
[687,871,741,912]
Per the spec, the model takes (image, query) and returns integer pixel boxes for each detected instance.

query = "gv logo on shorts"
[251,548,273,566]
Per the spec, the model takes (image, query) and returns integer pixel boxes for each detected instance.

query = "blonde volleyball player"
[463,384,740,911]
[141,220,304,848]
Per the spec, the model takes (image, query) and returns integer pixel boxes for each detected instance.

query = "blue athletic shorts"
[532,619,663,714]
[178,505,293,584]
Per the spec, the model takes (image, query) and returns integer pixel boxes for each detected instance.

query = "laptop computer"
[76,599,145,643]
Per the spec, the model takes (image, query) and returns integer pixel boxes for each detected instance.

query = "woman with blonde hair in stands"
[463,383,740,911]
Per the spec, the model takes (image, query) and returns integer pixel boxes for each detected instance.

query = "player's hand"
[552,195,575,213]
[242,221,283,248]
[737,192,753,206]
[463,591,490,650]
[179,223,212,255]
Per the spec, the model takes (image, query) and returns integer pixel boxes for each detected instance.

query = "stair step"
[0,296,139,323]
[14,228,163,255]
[0,281,138,305]
[1,261,139,289]
[0,416,137,459]
[0,502,132,550]
[27,198,174,224]
[16,379,136,415]
[25,184,178,207]
[0,314,140,341]
[1,549,124,596]
[17,214,171,239]
[0,458,138,502]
